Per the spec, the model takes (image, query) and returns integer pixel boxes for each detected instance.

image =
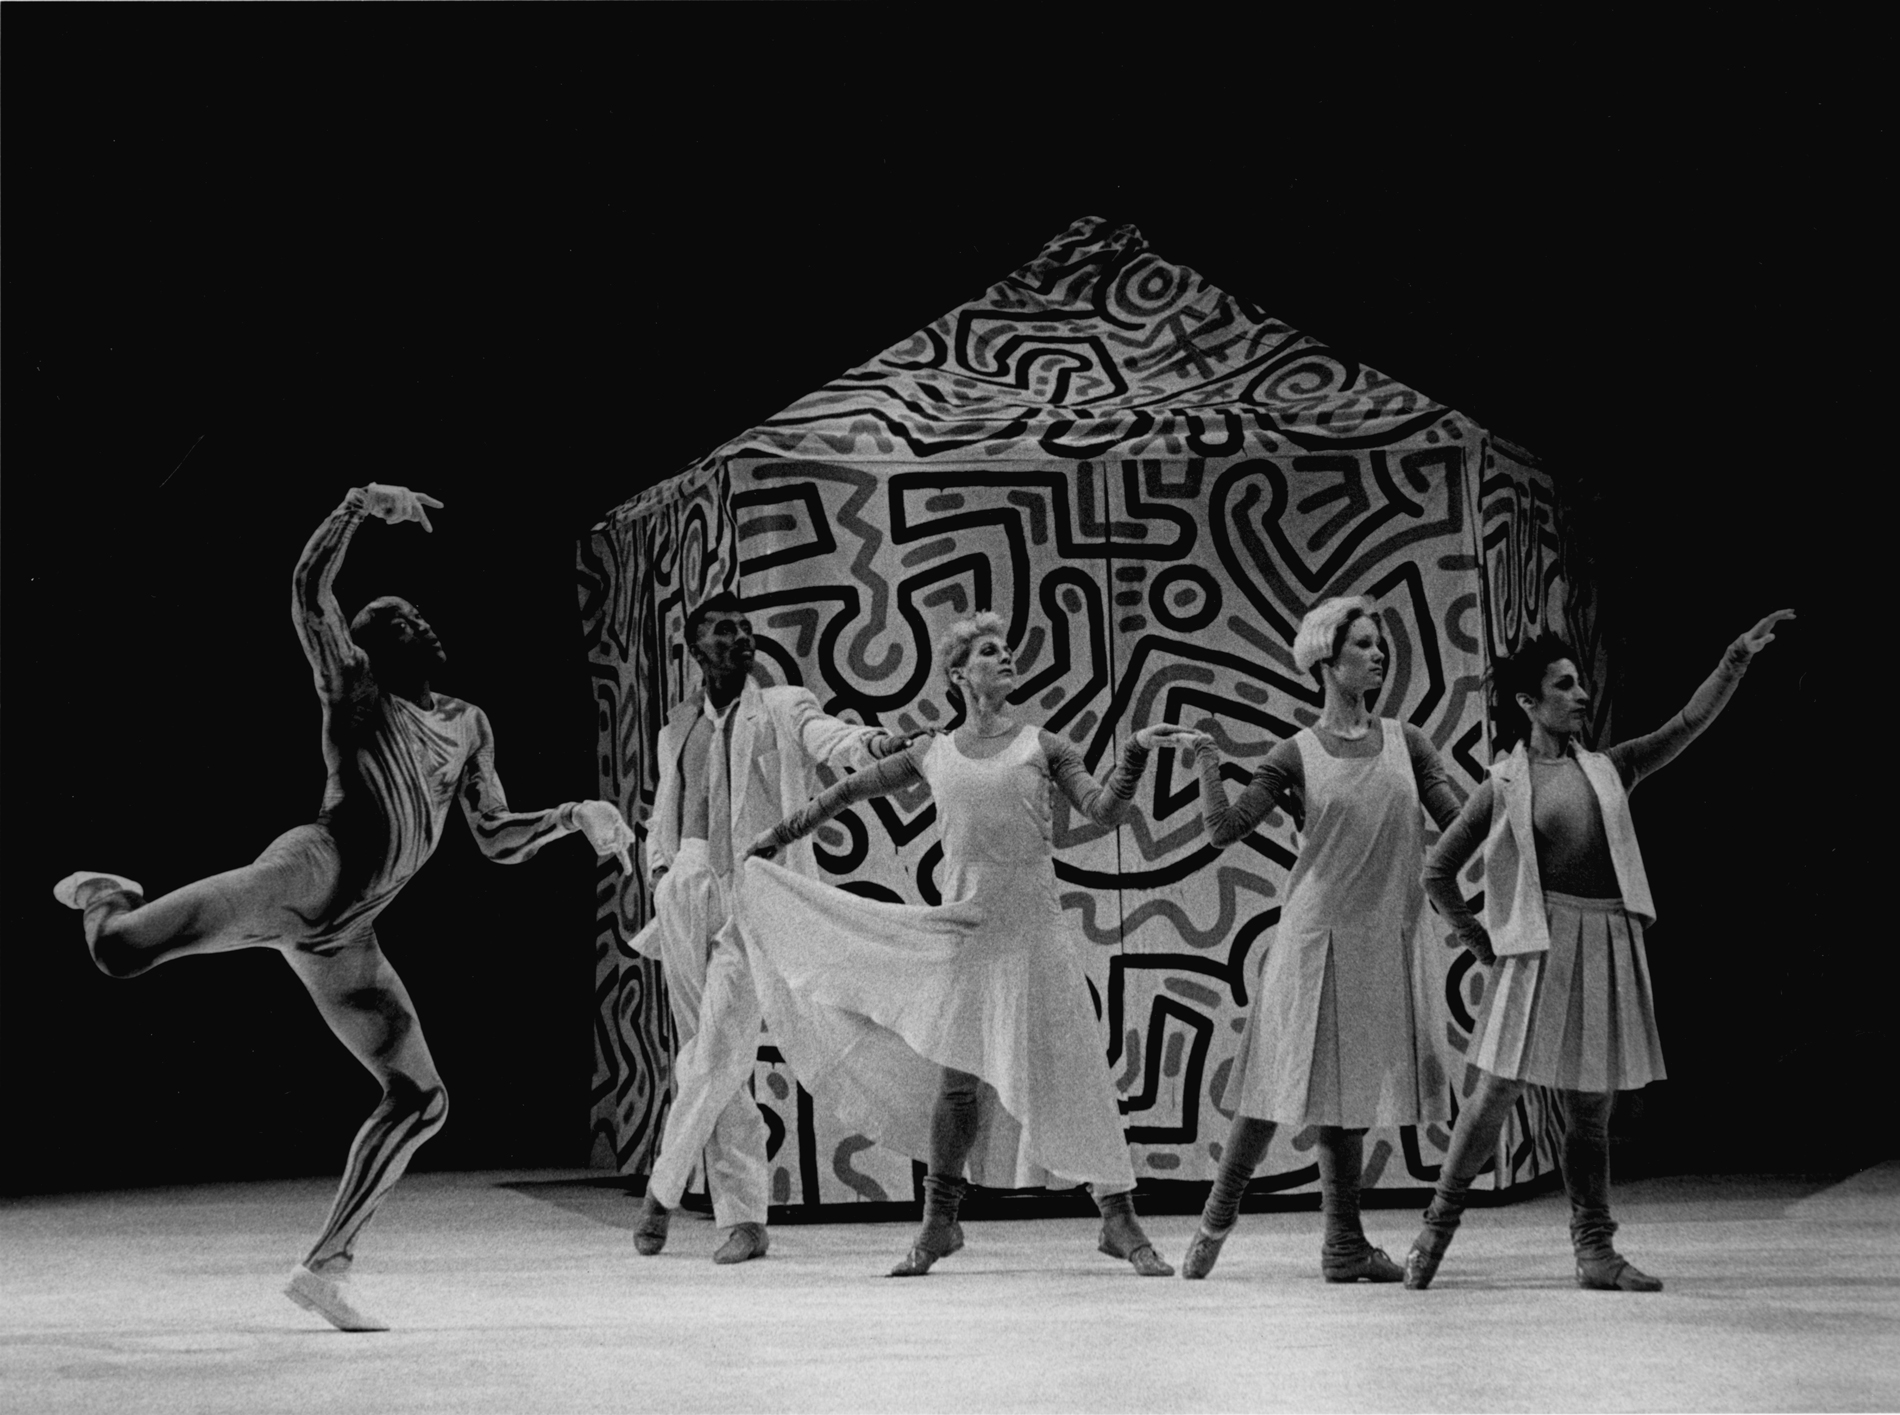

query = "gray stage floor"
[3,1164,1896,1413]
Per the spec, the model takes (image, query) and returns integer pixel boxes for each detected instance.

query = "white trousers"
[646,839,769,1227]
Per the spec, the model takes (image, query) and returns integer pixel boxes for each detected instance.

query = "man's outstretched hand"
[364,484,445,532]
[573,800,635,873]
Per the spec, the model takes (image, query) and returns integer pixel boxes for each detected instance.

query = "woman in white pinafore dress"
[738,611,1199,1277]
[1175,596,1464,1282]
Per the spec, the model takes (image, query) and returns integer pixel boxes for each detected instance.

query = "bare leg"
[71,826,339,978]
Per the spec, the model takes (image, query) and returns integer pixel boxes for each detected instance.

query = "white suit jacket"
[630,678,881,956]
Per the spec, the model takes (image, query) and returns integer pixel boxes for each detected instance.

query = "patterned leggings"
[80,825,448,1270]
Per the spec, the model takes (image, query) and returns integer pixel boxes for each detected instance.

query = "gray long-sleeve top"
[1196,720,1465,847]
[1423,649,1751,953]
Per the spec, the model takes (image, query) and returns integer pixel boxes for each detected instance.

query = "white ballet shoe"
[53,872,144,909]
[284,1262,388,1332]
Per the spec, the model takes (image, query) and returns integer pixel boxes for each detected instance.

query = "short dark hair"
[1488,632,1578,753]
[350,596,415,660]
[684,591,745,648]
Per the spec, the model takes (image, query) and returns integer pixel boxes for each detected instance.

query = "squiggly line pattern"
[579,219,1597,1203]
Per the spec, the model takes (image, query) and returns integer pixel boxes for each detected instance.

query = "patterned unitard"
[78,486,596,1271]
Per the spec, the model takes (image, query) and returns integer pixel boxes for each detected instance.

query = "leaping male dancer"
[55,483,635,1332]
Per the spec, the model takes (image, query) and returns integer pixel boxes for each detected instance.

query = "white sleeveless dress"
[1225,721,1449,1128]
[734,727,1138,1191]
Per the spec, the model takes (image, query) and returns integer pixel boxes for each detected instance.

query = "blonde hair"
[938,610,1008,705]
[1293,595,1381,677]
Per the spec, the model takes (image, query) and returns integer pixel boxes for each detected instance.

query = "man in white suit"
[632,590,913,1263]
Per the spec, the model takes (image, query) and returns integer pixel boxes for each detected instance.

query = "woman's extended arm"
[1195,737,1302,847]
[1042,733,1153,826]
[748,742,929,856]
[1608,609,1793,788]
[1422,781,1496,962]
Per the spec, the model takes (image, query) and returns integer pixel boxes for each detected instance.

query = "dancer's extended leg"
[1404,1071,1527,1288]
[1316,1127,1401,1282]
[65,826,339,979]
[889,1068,981,1277]
[281,931,447,1330]
[1562,1089,1660,1291]
[1181,1115,1277,1278]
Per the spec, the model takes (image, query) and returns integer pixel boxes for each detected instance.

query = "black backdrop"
[3,12,1880,1194]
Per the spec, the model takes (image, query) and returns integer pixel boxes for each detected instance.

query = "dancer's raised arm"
[1609,609,1795,787]
[292,484,444,699]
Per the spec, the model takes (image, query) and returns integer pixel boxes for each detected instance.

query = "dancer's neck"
[1315,679,1370,739]
[966,698,1016,739]
[705,671,748,714]
[1527,723,1572,761]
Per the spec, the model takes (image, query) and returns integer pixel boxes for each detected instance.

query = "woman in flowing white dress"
[741,611,1197,1277]
[1172,596,1465,1283]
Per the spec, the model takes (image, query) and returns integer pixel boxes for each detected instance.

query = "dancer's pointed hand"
[364,484,445,533]
[744,831,781,862]
[1732,608,1796,659]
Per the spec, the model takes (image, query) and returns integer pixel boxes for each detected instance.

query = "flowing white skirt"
[733,856,1137,1191]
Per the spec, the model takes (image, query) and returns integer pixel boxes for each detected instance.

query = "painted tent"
[577,217,1606,1209]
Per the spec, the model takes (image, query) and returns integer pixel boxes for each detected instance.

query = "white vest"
[1481,740,1656,956]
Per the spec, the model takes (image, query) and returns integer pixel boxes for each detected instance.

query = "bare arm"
[1196,737,1303,848]
[1422,781,1495,961]
[1403,723,1466,830]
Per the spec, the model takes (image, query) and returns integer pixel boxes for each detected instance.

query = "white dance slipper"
[284,1262,389,1332]
[52,872,144,909]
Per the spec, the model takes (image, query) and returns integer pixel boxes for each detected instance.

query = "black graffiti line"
[1120,999,1214,1142]
[1082,635,1320,771]
[1363,560,1448,725]
[731,483,838,575]
[888,468,1194,563]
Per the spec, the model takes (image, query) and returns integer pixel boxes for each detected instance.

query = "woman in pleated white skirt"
[1405,608,1795,1293]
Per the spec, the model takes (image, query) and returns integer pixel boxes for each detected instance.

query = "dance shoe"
[53,871,144,909]
[633,1195,671,1256]
[888,1219,965,1277]
[713,1223,769,1265]
[1179,1225,1232,1280]
[1098,1217,1175,1277]
[1322,1243,1403,1283]
[284,1262,387,1332]
[1576,1254,1663,1292]
[1403,1230,1453,1290]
